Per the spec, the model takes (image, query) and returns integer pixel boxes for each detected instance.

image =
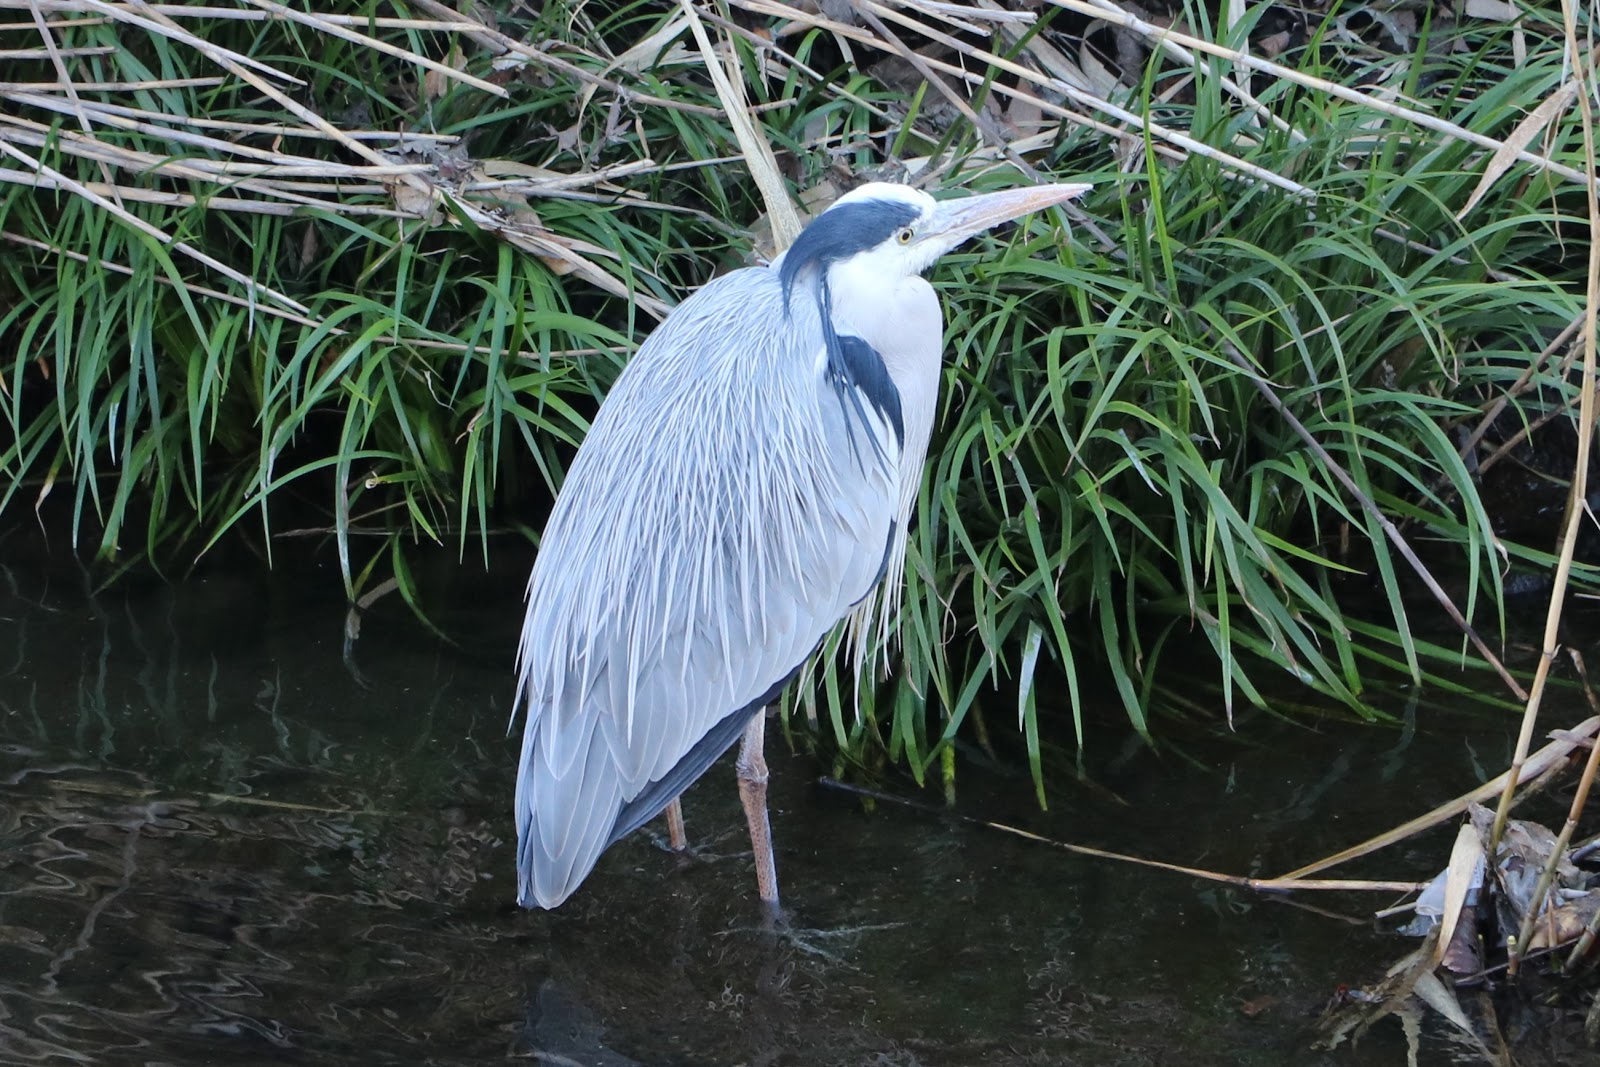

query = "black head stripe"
[779,198,922,304]
[831,333,904,448]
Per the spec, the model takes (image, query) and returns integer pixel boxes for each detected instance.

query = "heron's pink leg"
[664,797,688,852]
[736,713,779,910]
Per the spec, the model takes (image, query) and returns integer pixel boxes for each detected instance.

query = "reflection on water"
[0,564,1582,1064]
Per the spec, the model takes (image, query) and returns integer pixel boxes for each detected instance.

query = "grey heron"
[513,179,1091,911]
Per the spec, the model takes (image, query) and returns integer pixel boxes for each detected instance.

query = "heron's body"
[513,181,1088,910]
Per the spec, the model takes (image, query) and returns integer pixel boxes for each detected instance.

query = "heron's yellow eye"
[896,228,914,245]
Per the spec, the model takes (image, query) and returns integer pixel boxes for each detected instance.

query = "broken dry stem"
[1564,883,1600,973]
[1513,662,1600,973]
[1514,718,1600,973]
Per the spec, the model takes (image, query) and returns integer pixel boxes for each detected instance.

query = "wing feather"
[512,266,902,909]
[529,726,622,907]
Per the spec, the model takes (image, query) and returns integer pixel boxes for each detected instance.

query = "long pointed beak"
[927,182,1092,245]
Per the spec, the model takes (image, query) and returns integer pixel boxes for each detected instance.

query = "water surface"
[0,565,1590,1064]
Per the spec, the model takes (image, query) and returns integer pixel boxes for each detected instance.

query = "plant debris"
[1319,795,1600,1063]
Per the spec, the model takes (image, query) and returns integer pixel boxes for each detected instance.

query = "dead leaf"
[1441,904,1483,975]
[1411,971,1474,1042]
[33,456,58,519]
[1319,940,1434,1050]
[424,43,466,102]
[1239,994,1277,1017]
[1457,80,1577,221]
[391,179,438,221]
[1435,822,1485,967]
[296,221,319,273]
[1469,802,1576,882]
[550,122,582,156]
[1527,888,1600,951]
[479,160,563,181]
[1257,30,1293,59]
[1075,21,1125,98]
[1465,0,1519,21]
[1469,802,1579,943]
[1413,972,1504,1064]
[1006,97,1048,138]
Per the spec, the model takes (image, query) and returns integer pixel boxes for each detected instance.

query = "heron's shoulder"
[623,263,818,376]
[673,263,784,315]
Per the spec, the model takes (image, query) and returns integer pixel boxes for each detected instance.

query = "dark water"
[1,563,1594,1065]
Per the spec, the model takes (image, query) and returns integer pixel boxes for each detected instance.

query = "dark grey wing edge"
[604,649,817,848]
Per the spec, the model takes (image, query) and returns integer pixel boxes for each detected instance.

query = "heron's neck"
[824,263,941,412]
[823,261,943,522]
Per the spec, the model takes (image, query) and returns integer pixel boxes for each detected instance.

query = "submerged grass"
[0,0,1595,794]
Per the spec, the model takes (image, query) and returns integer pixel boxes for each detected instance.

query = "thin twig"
[1459,312,1585,469]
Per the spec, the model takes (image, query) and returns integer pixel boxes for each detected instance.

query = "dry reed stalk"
[0,0,727,327]
[678,0,801,249]
[1512,665,1600,971]
[1495,3,1600,975]
[1278,717,1600,881]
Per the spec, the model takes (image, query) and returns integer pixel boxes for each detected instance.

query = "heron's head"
[777,179,1091,303]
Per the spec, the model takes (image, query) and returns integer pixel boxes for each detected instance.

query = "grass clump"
[0,0,1593,794]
